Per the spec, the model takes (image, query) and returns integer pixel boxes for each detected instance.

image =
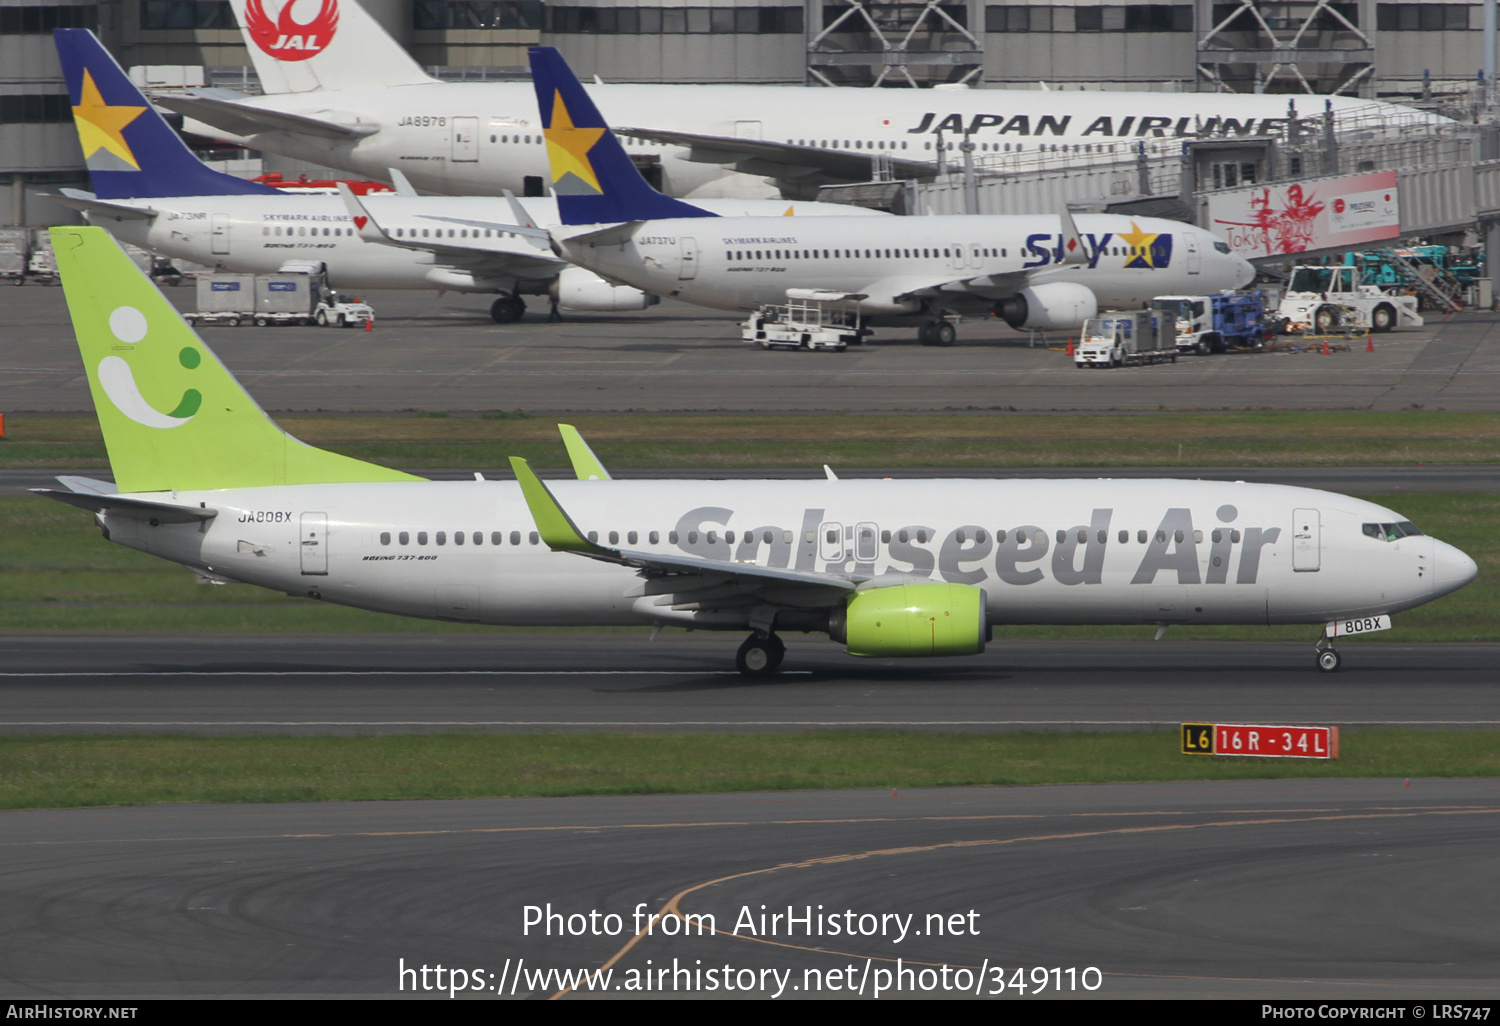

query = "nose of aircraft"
[1431,538,1478,599]
[1233,255,1255,288]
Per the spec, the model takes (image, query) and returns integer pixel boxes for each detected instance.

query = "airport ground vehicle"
[1152,291,1267,354]
[1278,265,1422,333]
[742,291,872,351]
[185,271,372,327]
[1074,311,1176,367]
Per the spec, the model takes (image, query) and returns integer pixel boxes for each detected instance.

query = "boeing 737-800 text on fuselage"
[38,227,1475,676]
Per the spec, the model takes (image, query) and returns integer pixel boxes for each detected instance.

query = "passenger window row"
[379,530,540,546]
[728,247,1010,261]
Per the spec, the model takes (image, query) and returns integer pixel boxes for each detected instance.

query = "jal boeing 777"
[525,47,1252,342]
[38,226,1476,676]
[149,0,1441,201]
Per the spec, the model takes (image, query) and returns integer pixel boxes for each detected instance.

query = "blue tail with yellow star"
[528,47,714,226]
[54,29,276,200]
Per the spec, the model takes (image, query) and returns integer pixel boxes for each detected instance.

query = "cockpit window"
[1213,242,1231,254]
[1363,521,1424,541]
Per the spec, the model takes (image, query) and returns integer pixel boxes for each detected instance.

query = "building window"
[414,0,543,30]
[140,1,235,30]
[546,5,803,34]
[1376,3,1471,30]
[0,4,97,34]
[0,95,71,123]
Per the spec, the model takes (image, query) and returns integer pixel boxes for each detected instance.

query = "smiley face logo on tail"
[97,305,202,429]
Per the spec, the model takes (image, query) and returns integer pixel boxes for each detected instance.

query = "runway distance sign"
[1181,722,1339,759]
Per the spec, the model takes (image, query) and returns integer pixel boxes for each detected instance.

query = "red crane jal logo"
[245,0,340,61]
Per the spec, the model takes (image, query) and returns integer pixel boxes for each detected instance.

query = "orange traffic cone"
[1066,337,1074,356]
[364,316,374,332]
[1366,336,1374,352]
[1321,339,1329,356]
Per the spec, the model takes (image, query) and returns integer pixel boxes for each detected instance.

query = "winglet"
[388,168,419,197]
[335,182,390,244]
[558,424,611,480]
[509,457,599,552]
[1058,205,1089,266]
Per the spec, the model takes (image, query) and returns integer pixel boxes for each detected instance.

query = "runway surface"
[4,779,1498,998]
[8,284,1500,413]
[2,634,1497,734]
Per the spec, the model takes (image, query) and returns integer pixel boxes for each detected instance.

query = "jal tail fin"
[51,226,423,493]
[527,46,714,226]
[54,29,278,200]
[226,0,435,94]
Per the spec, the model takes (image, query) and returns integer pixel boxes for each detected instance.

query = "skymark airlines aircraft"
[148,0,1440,200]
[40,226,1476,675]
[53,28,879,322]
[529,47,1253,342]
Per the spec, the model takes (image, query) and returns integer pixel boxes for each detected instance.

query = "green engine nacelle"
[829,583,988,658]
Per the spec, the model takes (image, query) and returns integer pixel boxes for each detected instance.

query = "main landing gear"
[918,319,957,346]
[736,632,785,678]
[490,293,526,323]
[1315,636,1342,673]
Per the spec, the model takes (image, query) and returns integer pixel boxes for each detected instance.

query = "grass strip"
[1,730,1495,810]
[3,492,1495,638]
[5,411,1500,470]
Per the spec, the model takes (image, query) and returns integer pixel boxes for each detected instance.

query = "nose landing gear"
[736,632,786,678]
[1315,637,1341,673]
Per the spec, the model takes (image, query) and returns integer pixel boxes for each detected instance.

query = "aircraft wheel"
[736,634,784,678]
[1316,648,1341,673]
[491,295,526,323]
[934,322,957,347]
[1371,304,1396,333]
[917,323,936,346]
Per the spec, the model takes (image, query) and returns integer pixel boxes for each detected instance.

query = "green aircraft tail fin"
[51,226,423,493]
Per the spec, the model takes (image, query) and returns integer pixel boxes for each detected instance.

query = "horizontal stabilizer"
[54,189,158,221]
[153,92,376,141]
[31,488,217,523]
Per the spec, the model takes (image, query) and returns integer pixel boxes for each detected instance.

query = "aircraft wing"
[510,458,860,606]
[334,184,561,278]
[614,127,936,187]
[153,91,377,141]
[52,189,158,221]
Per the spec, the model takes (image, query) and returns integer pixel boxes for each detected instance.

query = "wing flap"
[614,127,937,185]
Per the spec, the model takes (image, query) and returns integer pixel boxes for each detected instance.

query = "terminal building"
[2,0,1496,226]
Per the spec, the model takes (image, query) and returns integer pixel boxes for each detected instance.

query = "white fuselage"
[86,193,883,292]
[104,477,1470,633]
[558,213,1253,315]
[193,82,1439,200]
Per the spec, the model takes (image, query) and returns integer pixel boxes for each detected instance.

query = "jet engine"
[994,283,1098,331]
[551,266,659,312]
[827,583,988,658]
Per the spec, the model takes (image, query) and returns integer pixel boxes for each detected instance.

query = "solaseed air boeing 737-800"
[146,0,1442,201]
[522,47,1252,342]
[38,226,1475,675]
